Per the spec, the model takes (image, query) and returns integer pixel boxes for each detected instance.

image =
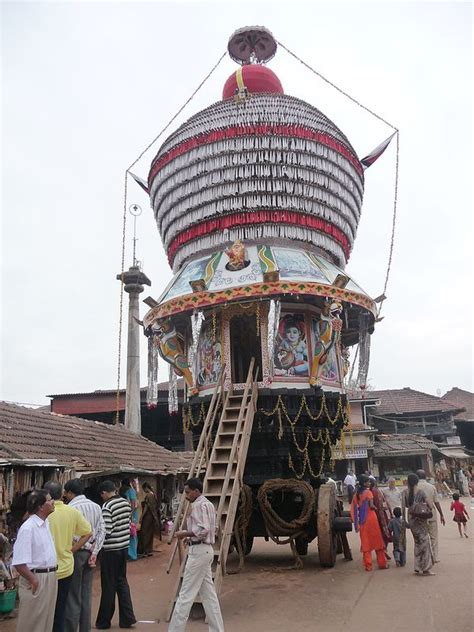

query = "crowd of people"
[3,467,472,631]
[349,468,470,577]
[9,477,162,631]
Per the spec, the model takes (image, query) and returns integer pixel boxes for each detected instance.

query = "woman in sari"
[120,478,139,561]
[138,482,161,556]
[369,479,392,557]
[351,475,388,571]
[402,473,435,576]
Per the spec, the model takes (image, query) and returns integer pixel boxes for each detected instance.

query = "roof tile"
[0,402,189,474]
[368,388,464,416]
[441,388,474,421]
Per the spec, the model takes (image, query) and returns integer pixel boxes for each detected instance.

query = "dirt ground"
[2,499,472,631]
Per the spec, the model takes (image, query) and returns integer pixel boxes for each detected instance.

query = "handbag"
[409,501,433,520]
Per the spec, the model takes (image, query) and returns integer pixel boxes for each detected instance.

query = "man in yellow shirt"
[45,481,92,632]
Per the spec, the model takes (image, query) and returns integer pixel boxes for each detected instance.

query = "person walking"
[44,481,92,632]
[63,478,106,632]
[388,507,406,567]
[382,478,402,517]
[369,479,392,554]
[350,475,388,572]
[96,480,137,630]
[402,473,435,576]
[343,470,356,504]
[169,477,224,632]
[415,469,445,562]
[138,482,161,557]
[12,489,58,632]
[450,493,469,538]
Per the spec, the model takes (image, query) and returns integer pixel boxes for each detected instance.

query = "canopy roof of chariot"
[142,244,376,329]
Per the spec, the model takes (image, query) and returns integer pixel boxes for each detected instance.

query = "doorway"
[230,315,263,384]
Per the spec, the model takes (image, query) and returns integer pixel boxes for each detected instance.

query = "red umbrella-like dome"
[222,65,284,99]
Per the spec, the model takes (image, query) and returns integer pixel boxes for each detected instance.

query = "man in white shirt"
[169,477,224,632]
[382,478,402,516]
[12,489,57,632]
[63,478,106,632]
[343,471,357,503]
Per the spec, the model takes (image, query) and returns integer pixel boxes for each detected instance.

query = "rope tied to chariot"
[257,479,315,569]
[228,484,253,574]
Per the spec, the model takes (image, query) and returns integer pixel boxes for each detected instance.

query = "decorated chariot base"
[143,28,377,562]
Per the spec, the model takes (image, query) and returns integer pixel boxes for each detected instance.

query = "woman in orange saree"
[351,475,388,571]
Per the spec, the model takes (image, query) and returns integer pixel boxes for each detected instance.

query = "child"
[450,493,469,538]
[388,507,406,567]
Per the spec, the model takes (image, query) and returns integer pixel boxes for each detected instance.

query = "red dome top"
[222,65,284,100]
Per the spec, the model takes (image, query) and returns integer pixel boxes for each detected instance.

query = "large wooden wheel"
[317,484,337,567]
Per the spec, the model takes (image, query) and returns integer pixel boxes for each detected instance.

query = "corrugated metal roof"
[0,401,189,475]
[374,433,438,457]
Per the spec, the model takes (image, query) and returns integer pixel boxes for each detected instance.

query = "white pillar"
[118,266,151,434]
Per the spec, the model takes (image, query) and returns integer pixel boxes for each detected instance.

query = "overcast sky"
[1,1,472,407]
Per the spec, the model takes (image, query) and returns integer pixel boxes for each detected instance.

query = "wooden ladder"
[166,359,258,621]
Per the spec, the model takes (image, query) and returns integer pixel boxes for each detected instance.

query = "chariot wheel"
[317,484,337,567]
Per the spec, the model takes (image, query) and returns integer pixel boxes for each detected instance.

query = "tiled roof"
[374,433,438,457]
[0,402,189,475]
[368,388,463,416]
[441,388,474,422]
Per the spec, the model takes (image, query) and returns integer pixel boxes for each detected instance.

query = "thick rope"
[257,479,315,569]
[229,484,253,573]
[115,51,227,424]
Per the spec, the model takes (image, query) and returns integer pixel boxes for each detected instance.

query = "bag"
[409,502,433,520]
[130,522,138,537]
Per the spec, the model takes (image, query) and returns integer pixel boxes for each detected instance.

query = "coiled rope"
[257,479,315,568]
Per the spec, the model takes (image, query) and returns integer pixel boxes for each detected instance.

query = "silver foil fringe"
[147,333,159,408]
[356,312,371,388]
[168,363,179,415]
[266,299,281,378]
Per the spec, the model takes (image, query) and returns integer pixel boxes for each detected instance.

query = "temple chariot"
[141,26,379,600]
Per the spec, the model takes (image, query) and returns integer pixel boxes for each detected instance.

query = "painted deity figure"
[309,300,343,386]
[225,239,248,271]
[152,319,198,395]
[274,315,308,376]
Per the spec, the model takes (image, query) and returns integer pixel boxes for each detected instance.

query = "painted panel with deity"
[196,320,222,387]
[273,247,327,283]
[310,316,342,386]
[274,313,309,377]
[160,256,210,302]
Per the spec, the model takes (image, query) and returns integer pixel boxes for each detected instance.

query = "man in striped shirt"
[63,478,106,632]
[169,477,224,632]
[95,480,136,630]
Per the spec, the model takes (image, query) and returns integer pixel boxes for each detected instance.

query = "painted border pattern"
[143,280,376,328]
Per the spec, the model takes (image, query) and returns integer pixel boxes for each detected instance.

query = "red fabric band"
[166,210,351,264]
[149,124,363,185]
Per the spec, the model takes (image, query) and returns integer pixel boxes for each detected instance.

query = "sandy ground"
[2,499,472,632]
